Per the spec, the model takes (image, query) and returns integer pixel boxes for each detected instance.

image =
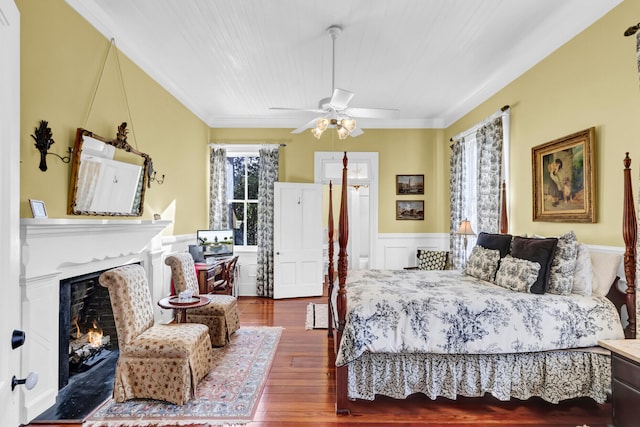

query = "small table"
[157,295,211,323]
[598,339,640,427]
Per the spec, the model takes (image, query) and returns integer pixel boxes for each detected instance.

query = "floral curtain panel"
[209,147,228,230]
[475,118,504,233]
[449,139,467,270]
[256,147,279,297]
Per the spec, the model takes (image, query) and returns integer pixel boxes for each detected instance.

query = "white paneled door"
[273,183,323,299]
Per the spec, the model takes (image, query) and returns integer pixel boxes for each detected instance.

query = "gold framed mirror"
[68,123,151,216]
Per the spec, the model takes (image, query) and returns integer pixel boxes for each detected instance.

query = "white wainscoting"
[373,233,450,270]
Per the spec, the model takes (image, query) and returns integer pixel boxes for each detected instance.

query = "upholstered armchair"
[165,253,240,346]
[99,264,213,405]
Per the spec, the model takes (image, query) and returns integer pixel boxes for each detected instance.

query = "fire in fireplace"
[58,268,122,389]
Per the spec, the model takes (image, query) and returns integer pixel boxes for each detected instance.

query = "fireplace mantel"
[19,218,172,421]
[21,219,171,279]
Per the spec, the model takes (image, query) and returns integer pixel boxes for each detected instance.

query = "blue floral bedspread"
[336,269,624,367]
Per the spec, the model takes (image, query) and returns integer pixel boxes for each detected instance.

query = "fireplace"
[58,268,124,390]
[20,218,173,422]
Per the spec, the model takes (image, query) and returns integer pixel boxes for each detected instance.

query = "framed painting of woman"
[532,127,596,223]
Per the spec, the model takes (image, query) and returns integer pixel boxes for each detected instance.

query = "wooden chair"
[165,253,240,347]
[98,264,213,405]
[212,255,239,295]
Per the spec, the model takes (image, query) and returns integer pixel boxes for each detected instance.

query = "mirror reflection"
[68,123,151,216]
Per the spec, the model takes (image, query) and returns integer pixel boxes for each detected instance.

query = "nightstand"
[598,339,640,427]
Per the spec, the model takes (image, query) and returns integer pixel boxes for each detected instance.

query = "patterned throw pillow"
[464,246,501,282]
[547,231,578,295]
[572,243,593,296]
[495,255,541,293]
[417,250,448,270]
[510,236,558,294]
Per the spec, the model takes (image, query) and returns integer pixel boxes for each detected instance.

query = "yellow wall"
[209,127,448,233]
[446,0,640,246]
[18,0,210,235]
[19,0,640,244]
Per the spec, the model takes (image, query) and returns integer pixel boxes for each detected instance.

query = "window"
[227,153,260,247]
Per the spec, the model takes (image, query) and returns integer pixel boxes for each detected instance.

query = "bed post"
[336,152,350,415]
[622,153,637,338]
[327,181,334,337]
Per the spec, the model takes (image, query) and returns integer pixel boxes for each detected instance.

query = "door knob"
[11,372,38,391]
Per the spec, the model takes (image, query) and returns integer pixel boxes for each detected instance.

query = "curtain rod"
[449,105,510,142]
[208,143,286,149]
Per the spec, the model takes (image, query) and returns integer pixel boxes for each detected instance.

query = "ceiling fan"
[270,25,399,139]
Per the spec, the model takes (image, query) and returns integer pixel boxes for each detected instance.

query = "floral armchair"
[165,253,240,346]
[99,264,213,405]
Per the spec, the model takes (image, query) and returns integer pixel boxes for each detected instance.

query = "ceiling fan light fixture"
[311,127,325,139]
[336,126,350,140]
[341,118,356,133]
[316,118,329,131]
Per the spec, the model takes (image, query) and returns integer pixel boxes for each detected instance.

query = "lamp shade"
[456,219,475,236]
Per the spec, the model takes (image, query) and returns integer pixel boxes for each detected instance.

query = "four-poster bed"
[327,152,637,415]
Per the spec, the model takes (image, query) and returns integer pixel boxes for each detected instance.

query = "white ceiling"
[65,0,621,130]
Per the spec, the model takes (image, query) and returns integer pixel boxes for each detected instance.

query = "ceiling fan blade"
[270,107,325,114]
[329,88,355,110]
[291,117,319,134]
[345,107,399,119]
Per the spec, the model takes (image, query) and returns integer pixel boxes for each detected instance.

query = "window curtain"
[256,146,279,297]
[449,138,467,270]
[209,147,229,229]
[449,116,504,269]
[475,118,504,233]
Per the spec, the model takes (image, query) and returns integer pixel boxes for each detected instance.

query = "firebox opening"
[59,267,123,390]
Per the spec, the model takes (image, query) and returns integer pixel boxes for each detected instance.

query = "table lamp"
[456,219,476,265]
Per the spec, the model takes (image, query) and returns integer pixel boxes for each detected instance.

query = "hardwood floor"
[27,294,613,427]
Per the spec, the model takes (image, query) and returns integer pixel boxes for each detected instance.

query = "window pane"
[247,202,258,245]
[227,157,246,200]
[231,202,244,245]
[247,156,260,200]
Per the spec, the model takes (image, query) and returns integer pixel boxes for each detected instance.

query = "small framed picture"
[396,175,424,195]
[29,199,48,218]
[396,200,424,220]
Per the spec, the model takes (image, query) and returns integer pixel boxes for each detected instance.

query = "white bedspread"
[336,269,624,367]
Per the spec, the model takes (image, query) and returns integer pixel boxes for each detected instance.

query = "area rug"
[305,303,328,329]
[84,326,282,427]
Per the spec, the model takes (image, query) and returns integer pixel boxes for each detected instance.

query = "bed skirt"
[347,349,612,404]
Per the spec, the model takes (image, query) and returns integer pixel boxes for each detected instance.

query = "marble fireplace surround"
[19,218,171,421]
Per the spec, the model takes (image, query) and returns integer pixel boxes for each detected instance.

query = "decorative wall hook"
[150,171,165,185]
[31,120,71,171]
[146,159,164,186]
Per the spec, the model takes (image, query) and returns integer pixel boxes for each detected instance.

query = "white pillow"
[590,251,622,297]
[571,243,593,296]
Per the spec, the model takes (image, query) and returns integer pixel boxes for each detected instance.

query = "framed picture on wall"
[396,174,424,195]
[396,200,424,220]
[532,127,596,223]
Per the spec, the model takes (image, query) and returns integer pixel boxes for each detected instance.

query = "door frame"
[314,151,379,269]
[0,0,23,424]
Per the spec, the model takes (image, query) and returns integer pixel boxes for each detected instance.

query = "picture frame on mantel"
[532,127,596,223]
[29,199,48,218]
